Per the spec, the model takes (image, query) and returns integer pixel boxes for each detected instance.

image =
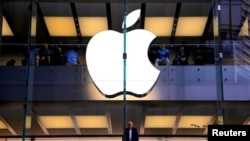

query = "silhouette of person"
[6,59,16,66]
[35,43,51,66]
[173,46,189,65]
[123,121,139,141]
[52,46,65,65]
[193,48,205,65]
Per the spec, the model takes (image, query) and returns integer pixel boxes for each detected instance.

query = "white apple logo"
[86,9,160,97]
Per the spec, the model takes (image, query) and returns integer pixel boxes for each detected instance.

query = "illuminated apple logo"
[86,9,160,97]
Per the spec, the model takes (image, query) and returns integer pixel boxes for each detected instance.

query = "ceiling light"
[78,17,108,37]
[0,119,8,129]
[239,17,249,36]
[176,17,208,36]
[145,115,176,128]
[31,16,37,37]
[2,16,13,36]
[75,115,108,128]
[213,17,218,36]
[38,116,74,128]
[144,17,174,37]
[179,116,213,128]
[25,116,31,129]
[44,16,77,37]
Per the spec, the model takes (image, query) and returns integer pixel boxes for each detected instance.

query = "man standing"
[124,121,139,141]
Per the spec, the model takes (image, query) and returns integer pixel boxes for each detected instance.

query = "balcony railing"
[0,65,249,101]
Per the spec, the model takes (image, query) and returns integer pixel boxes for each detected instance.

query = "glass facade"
[0,0,249,141]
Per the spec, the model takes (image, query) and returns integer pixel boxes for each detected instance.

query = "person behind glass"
[53,46,65,65]
[65,49,80,65]
[124,121,139,141]
[172,46,189,65]
[193,48,205,65]
[6,59,16,66]
[35,43,51,66]
[155,44,170,66]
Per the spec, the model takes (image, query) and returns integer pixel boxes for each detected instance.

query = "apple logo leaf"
[122,9,140,29]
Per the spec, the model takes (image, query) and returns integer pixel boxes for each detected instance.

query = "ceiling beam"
[70,2,82,42]
[170,2,182,44]
[0,116,17,135]
[202,113,217,135]
[33,110,50,135]
[37,2,51,42]
[140,3,146,29]
[105,109,112,134]
[243,116,250,125]
[172,108,182,134]
[68,110,81,135]
[200,4,213,44]
[139,107,146,135]
[106,3,112,30]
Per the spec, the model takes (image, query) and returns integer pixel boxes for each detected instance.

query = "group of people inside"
[154,44,205,66]
[6,43,205,67]
[34,43,80,66]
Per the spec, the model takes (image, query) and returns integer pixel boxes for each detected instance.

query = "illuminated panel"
[44,16,77,36]
[38,116,74,128]
[217,116,223,125]
[2,16,13,36]
[31,16,37,36]
[144,17,174,36]
[176,17,208,36]
[0,119,7,129]
[25,116,31,128]
[78,17,108,37]
[145,116,176,128]
[75,115,108,128]
[213,17,218,36]
[239,17,249,36]
[179,116,212,128]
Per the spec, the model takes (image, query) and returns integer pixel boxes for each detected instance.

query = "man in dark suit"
[123,121,139,141]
